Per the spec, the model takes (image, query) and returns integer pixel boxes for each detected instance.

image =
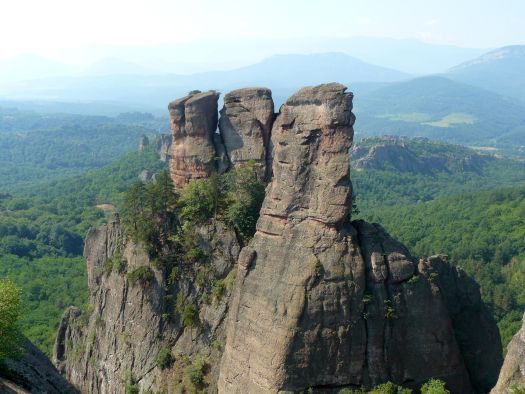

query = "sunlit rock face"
[168,91,221,189]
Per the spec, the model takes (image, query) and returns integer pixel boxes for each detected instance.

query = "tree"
[421,379,450,394]
[0,279,22,359]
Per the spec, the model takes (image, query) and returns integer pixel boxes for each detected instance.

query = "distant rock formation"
[491,313,525,393]
[350,136,492,174]
[138,134,149,152]
[55,84,502,394]
[219,88,274,179]
[155,134,172,162]
[0,338,77,393]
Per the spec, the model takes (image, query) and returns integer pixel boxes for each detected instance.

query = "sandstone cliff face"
[218,84,501,393]
[54,214,240,393]
[219,88,274,179]
[491,313,525,393]
[55,84,502,394]
[169,91,222,188]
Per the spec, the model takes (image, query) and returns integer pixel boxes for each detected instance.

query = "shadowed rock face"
[0,338,77,393]
[219,87,274,179]
[168,91,221,188]
[491,313,525,393]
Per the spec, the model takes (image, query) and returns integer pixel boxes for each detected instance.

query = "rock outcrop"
[0,338,77,393]
[218,84,501,393]
[219,88,274,179]
[55,84,502,394]
[138,135,149,152]
[350,136,492,174]
[168,91,222,188]
[54,213,241,393]
[491,313,525,393]
[155,134,172,162]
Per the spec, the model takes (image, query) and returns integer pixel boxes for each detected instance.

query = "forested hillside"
[0,107,167,190]
[350,138,525,347]
[361,186,525,348]
[354,77,525,155]
[0,146,166,353]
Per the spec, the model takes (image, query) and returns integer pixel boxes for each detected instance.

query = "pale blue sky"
[1,0,524,60]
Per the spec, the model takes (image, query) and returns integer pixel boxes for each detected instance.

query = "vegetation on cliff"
[0,279,22,360]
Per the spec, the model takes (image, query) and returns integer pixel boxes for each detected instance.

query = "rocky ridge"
[350,136,492,174]
[54,83,502,393]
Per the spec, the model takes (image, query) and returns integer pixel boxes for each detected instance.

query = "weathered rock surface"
[53,214,240,393]
[218,84,501,393]
[168,91,222,188]
[491,313,525,393]
[219,87,274,178]
[0,338,77,393]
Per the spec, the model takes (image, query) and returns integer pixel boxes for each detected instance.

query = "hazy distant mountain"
[46,37,488,75]
[0,53,408,108]
[0,54,78,84]
[355,76,525,152]
[447,45,525,103]
[79,57,154,76]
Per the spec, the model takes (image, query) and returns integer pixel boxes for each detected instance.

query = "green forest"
[1,126,525,357]
[0,146,166,353]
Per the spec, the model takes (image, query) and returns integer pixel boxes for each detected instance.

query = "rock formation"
[0,338,77,393]
[219,88,274,179]
[218,84,501,393]
[168,91,222,188]
[491,313,525,393]
[138,135,149,152]
[54,213,240,393]
[155,134,172,162]
[350,136,492,174]
[54,84,502,394]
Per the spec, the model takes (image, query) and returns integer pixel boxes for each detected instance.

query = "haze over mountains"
[1,39,525,153]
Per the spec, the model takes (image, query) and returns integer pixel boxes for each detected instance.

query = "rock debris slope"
[54,83,502,394]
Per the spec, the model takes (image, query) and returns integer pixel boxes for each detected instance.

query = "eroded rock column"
[218,83,358,393]
[219,87,274,179]
[168,91,221,188]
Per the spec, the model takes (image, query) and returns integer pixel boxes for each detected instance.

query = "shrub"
[184,355,206,389]
[211,279,226,303]
[155,346,174,370]
[127,266,154,286]
[370,382,412,394]
[421,379,450,394]
[103,251,127,276]
[224,269,236,290]
[182,304,199,328]
[167,266,180,285]
[224,163,266,242]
